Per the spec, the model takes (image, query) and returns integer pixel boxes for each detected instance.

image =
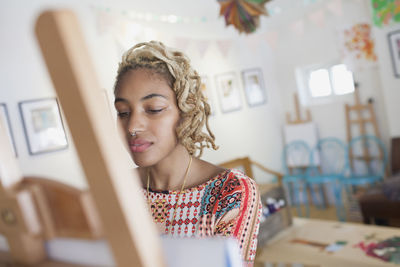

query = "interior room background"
[1,0,399,189]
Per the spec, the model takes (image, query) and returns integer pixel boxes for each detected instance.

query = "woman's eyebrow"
[141,93,167,101]
[114,94,167,104]
[114,97,128,104]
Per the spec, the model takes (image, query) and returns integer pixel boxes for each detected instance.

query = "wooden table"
[255,217,400,267]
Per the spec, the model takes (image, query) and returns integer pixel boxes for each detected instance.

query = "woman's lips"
[129,139,152,153]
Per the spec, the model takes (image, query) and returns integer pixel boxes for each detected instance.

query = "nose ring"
[130,131,137,137]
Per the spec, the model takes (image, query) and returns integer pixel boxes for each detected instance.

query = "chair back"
[282,140,311,175]
[309,137,347,176]
[219,157,254,178]
[348,135,388,177]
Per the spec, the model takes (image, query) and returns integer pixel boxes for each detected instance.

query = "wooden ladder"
[345,83,382,172]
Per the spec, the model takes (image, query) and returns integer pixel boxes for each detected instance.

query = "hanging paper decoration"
[371,0,400,27]
[326,0,343,17]
[343,23,377,62]
[308,9,325,27]
[217,0,272,34]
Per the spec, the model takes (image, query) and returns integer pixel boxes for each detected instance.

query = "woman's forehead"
[116,69,176,101]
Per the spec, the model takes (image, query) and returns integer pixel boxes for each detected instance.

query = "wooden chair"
[219,156,283,186]
[18,177,103,240]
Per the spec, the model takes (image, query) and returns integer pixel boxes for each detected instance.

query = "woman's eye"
[117,111,130,118]
[147,108,164,114]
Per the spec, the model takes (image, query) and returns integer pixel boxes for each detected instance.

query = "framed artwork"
[19,98,68,155]
[215,72,242,113]
[200,76,216,115]
[242,68,267,107]
[388,29,400,78]
[0,103,17,156]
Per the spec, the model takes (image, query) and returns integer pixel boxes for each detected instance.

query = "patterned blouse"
[143,169,262,263]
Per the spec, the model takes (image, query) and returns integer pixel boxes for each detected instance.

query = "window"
[331,64,355,95]
[296,63,355,105]
[309,69,331,97]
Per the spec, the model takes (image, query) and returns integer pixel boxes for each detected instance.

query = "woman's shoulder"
[217,168,257,187]
[206,168,258,196]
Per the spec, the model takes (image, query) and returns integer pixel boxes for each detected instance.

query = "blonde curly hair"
[114,41,218,157]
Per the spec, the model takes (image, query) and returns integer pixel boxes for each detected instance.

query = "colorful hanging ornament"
[217,0,271,34]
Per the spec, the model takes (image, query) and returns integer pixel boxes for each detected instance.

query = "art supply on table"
[291,239,329,250]
[355,236,400,264]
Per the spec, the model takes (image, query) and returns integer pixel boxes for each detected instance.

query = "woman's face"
[114,68,180,167]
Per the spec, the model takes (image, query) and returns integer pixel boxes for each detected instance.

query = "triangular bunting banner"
[216,39,233,58]
[196,40,211,58]
[95,10,116,35]
[308,9,325,27]
[327,0,343,17]
[290,19,305,36]
[244,35,261,53]
[264,31,278,49]
[173,37,191,52]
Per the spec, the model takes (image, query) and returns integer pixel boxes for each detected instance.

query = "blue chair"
[341,135,388,221]
[282,140,311,217]
[304,138,347,221]
[342,135,388,189]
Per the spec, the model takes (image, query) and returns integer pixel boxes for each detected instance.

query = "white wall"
[0,0,285,187]
[3,0,398,189]
[273,0,397,151]
[0,0,89,188]
[373,23,400,138]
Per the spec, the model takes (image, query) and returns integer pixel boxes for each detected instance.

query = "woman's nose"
[128,111,145,133]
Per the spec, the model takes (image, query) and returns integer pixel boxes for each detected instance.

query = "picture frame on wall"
[0,103,17,156]
[388,29,400,78]
[200,76,216,115]
[242,68,267,107]
[215,72,242,113]
[19,98,68,155]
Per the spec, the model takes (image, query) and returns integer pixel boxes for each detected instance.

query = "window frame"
[296,62,355,106]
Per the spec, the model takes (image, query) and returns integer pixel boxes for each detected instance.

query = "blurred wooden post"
[35,10,165,267]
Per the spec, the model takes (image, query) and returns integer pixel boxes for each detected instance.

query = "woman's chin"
[131,155,155,168]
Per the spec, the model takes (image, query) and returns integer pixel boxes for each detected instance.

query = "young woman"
[114,41,261,265]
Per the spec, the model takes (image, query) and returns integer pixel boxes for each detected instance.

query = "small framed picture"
[388,29,400,78]
[242,68,267,107]
[200,76,216,115]
[0,103,17,156]
[215,72,242,113]
[19,98,68,155]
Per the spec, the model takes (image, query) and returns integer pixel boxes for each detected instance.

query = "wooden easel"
[284,92,314,175]
[345,83,380,142]
[286,93,312,124]
[345,83,382,171]
[0,10,165,267]
[284,93,327,210]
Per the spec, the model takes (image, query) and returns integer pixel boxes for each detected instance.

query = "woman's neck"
[144,145,192,191]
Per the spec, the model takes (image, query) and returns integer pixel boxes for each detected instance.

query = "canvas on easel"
[284,93,319,167]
